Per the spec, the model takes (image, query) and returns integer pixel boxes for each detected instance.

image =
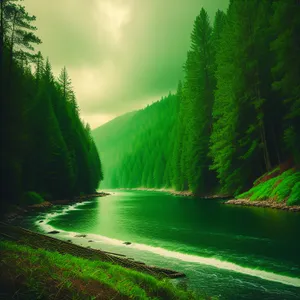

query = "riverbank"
[2,191,110,223]
[0,238,196,299]
[225,168,300,212]
[224,199,300,212]
[120,187,194,196]
[0,223,185,279]
[119,187,231,199]
[0,223,196,299]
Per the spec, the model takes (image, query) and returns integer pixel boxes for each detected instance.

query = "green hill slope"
[92,94,178,188]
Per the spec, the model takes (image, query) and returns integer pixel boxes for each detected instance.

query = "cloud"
[24,0,229,128]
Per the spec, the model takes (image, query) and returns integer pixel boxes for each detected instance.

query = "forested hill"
[0,1,103,213]
[92,94,178,188]
[93,0,299,200]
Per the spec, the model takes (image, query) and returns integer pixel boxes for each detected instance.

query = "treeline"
[0,0,103,211]
[92,94,178,188]
[173,0,299,195]
[93,0,299,196]
[110,94,178,188]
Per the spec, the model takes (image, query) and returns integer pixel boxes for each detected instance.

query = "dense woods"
[93,0,299,198]
[0,0,103,212]
[93,94,178,188]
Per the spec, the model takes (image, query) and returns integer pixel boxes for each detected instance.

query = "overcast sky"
[24,0,229,129]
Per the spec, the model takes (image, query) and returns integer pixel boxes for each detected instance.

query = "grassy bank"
[237,168,300,206]
[0,240,200,300]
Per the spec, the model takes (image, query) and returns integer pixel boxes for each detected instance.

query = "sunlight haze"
[23,0,229,128]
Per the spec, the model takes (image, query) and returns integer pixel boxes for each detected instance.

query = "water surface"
[22,191,300,299]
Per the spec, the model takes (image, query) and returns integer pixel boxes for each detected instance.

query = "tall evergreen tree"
[182,8,216,195]
[0,1,104,212]
[271,0,300,164]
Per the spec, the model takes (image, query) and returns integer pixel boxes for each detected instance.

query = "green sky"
[24,0,229,128]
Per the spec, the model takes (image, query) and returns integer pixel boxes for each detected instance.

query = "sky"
[24,0,229,129]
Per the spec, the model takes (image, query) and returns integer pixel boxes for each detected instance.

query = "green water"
[26,191,300,299]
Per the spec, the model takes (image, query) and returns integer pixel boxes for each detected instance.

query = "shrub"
[22,191,44,205]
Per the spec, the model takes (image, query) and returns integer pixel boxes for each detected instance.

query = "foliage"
[0,0,103,212]
[270,0,300,164]
[22,191,44,205]
[288,183,300,206]
[0,241,200,300]
[238,169,300,205]
[92,94,178,189]
[93,0,300,198]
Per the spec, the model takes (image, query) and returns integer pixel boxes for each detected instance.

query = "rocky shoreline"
[120,187,194,196]
[120,188,232,199]
[224,199,300,212]
[3,191,110,223]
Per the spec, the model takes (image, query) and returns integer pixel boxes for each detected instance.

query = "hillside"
[92,94,178,188]
[93,1,300,198]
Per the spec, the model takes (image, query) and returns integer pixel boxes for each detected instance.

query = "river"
[20,190,300,299]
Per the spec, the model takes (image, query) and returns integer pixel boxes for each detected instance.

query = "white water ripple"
[36,203,300,288]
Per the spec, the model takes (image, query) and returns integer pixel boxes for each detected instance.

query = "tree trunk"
[260,121,271,172]
[271,125,281,166]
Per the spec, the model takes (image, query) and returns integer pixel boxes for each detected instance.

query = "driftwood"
[0,222,185,279]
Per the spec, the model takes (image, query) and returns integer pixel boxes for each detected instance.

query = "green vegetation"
[0,0,103,213]
[0,241,199,300]
[92,94,178,189]
[93,0,300,198]
[22,191,44,205]
[238,169,300,205]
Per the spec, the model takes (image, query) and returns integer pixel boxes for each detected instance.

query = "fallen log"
[0,223,185,279]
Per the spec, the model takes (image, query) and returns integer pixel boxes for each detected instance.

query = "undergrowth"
[238,169,300,205]
[22,191,44,205]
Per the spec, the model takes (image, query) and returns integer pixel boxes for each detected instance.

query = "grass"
[0,240,201,300]
[237,169,300,205]
[253,167,280,186]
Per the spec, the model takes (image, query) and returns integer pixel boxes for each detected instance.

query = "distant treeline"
[93,0,299,196]
[93,94,178,188]
[0,0,103,211]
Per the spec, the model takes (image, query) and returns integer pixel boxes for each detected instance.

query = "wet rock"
[75,234,87,238]
[48,230,60,234]
[123,242,131,245]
